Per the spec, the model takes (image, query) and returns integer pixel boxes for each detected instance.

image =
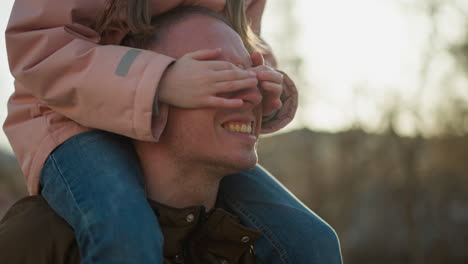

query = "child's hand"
[249,52,283,116]
[158,48,258,108]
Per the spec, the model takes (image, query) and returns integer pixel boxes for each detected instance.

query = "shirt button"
[186,213,195,223]
[174,254,184,263]
[241,235,250,243]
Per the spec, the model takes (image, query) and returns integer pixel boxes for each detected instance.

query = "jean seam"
[223,193,290,264]
[49,153,97,264]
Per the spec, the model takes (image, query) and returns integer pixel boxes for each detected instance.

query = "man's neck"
[144,166,221,211]
[137,144,224,210]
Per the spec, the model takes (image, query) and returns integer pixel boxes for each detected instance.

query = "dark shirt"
[0,196,261,264]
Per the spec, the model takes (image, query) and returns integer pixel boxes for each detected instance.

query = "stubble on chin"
[209,152,258,176]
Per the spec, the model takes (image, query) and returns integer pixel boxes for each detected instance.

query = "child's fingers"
[263,98,283,115]
[262,93,282,115]
[205,97,243,108]
[212,68,256,82]
[213,78,259,93]
[261,80,283,115]
[258,70,283,84]
[187,48,222,60]
[251,51,264,67]
[205,60,237,70]
[261,81,282,97]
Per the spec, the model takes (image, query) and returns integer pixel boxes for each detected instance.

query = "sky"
[0,0,466,152]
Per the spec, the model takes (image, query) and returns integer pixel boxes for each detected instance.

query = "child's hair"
[223,0,267,53]
[94,0,153,37]
[93,0,267,53]
[120,6,232,49]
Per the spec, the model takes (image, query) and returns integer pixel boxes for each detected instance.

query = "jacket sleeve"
[6,0,175,142]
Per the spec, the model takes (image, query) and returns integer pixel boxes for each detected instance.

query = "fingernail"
[249,71,257,76]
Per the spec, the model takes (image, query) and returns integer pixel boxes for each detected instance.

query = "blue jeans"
[40,130,162,264]
[220,167,343,264]
[40,130,342,264]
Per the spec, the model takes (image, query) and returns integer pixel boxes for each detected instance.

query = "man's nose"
[229,87,263,107]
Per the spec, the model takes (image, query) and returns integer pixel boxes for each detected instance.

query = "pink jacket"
[4,0,298,195]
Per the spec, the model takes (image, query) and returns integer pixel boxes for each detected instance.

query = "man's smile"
[222,121,254,134]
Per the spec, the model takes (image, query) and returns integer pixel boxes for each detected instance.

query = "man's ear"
[251,51,264,67]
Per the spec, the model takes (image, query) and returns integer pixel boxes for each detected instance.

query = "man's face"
[154,15,263,173]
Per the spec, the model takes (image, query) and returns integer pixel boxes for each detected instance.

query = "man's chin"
[212,156,258,176]
[229,157,258,173]
[233,161,257,172]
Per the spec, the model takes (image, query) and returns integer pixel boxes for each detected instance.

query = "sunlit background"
[0,0,14,152]
[2,0,468,263]
[263,0,468,137]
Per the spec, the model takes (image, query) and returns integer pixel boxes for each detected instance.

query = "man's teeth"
[224,122,253,134]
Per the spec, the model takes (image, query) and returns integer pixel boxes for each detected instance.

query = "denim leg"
[220,165,343,264]
[40,130,163,264]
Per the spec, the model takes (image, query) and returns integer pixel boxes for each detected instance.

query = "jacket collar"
[148,200,262,263]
